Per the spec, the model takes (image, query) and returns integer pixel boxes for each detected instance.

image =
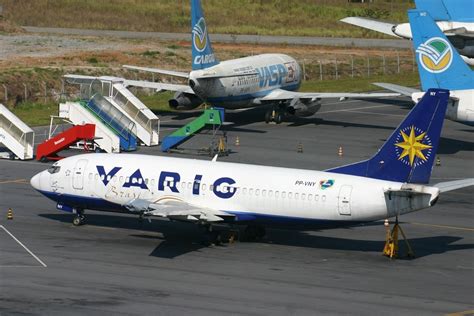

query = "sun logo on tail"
[193,17,208,52]
[416,37,453,73]
[395,126,433,167]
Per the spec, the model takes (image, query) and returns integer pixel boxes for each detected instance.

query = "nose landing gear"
[72,209,85,226]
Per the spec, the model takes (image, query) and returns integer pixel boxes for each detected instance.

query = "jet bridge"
[0,103,34,160]
[64,75,160,146]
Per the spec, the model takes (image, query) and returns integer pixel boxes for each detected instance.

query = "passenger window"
[255,189,260,196]
[302,193,306,201]
[145,178,149,185]
[243,188,247,195]
[119,176,123,182]
[322,195,326,202]
[315,194,319,201]
[288,192,293,199]
[295,193,299,200]
[275,191,279,198]
[269,190,273,197]
[249,188,254,195]
[308,194,313,200]
[188,182,192,189]
[262,190,266,197]
[126,177,130,183]
[281,191,286,198]
[202,184,207,191]
[209,184,214,191]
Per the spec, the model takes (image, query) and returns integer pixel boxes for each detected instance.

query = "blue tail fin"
[415,0,474,22]
[327,89,449,184]
[191,0,219,70]
[409,9,474,91]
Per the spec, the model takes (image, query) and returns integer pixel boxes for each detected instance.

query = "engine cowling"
[169,92,202,110]
[287,98,322,117]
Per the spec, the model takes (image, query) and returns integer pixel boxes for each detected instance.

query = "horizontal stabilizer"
[373,82,420,96]
[434,178,474,192]
[123,79,194,94]
[123,65,189,79]
[340,17,398,37]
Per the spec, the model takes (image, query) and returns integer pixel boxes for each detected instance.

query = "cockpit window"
[47,165,61,174]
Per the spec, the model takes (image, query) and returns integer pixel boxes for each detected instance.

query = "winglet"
[327,88,449,184]
[191,0,219,70]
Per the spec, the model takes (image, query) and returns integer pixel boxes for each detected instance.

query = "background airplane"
[124,0,398,124]
[341,0,474,65]
[374,9,474,126]
[30,88,473,243]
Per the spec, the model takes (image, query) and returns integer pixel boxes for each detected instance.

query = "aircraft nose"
[30,172,42,191]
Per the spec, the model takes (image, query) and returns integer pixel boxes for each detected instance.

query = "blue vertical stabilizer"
[327,89,449,184]
[409,9,474,91]
[191,0,219,70]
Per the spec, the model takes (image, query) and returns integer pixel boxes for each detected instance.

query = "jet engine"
[169,92,203,110]
[287,98,322,117]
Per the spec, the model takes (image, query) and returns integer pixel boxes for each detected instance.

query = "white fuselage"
[412,90,474,125]
[30,154,437,227]
[393,21,474,39]
[189,54,301,109]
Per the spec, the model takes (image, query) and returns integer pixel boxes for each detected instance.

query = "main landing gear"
[265,108,284,124]
[72,209,85,226]
[201,224,266,245]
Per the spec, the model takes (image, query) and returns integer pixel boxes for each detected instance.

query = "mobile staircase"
[64,75,160,146]
[0,103,34,160]
[161,107,225,152]
[59,101,121,153]
[36,124,95,161]
[81,94,137,151]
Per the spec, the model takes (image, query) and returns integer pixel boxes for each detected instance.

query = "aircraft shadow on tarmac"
[437,137,474,154]
[40,213,474,259]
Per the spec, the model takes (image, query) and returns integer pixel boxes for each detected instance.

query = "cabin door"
[72,159,88,190]
[338,185,352,215]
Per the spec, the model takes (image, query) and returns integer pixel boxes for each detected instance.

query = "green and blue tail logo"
[416,37,453,73]
[192,17,208,53]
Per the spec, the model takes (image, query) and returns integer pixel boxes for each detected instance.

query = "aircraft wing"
[372,83,421,96]
[123,65,189,79]
[123,79,194,94]
[434,179,474,193]
[123,198,236,223]
[340,17,398,37]
[259,88,399,102]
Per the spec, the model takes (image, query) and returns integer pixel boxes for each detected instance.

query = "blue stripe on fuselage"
[206,82,301,104]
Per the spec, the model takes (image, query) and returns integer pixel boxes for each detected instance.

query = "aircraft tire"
[275,113,283,124]
[265,110,272,123]
[72,216,83,226]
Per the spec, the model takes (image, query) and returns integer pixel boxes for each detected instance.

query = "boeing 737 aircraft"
[123,0,397,123]
[341,0,474,64]
[374,10,474,126]
[30,89,473,243]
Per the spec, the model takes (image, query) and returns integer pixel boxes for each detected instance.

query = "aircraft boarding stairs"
[36,124,96,161]
[161,107,224,152]
[81,94,137,151]
[0,103,34,160]
[64,75,160,146]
